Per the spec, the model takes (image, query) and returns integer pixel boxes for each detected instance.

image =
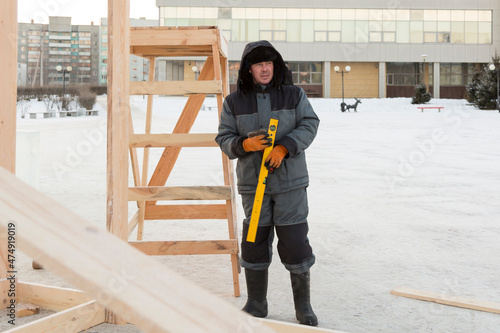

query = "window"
[288,62,322,85]
[387,63,425,86]
[159,6,492,44]
[440,63,475,86]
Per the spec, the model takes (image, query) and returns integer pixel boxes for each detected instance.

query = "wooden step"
[129,133,218,148]
[130,81,222,96]
[130,240,237,256]
[145,204,227,220]
[129,186,231,201]
[130,26,227,58]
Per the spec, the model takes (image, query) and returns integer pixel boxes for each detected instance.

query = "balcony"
[49,43,71,48]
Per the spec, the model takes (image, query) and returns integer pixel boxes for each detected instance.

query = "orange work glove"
[265,145,288,171]
[243,129,272,152]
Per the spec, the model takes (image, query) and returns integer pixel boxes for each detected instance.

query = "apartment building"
[17,16,100,86]
[155,0,500,99]
[98,17,159,85]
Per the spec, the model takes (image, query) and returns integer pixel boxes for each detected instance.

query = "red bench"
[417,106,444,112]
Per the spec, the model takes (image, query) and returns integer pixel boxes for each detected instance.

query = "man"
[215,40,320,326]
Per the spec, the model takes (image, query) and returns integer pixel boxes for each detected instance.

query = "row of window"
[227,61,323,85]
[24,31,96,37]
[386,62,477,86]
[160,7,492,22]
[21,38,98,45]
[164,17,492,44]
[227,61,480,87]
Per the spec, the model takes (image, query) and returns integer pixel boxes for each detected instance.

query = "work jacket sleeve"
[215,100,250,160]
[276,88,320,158]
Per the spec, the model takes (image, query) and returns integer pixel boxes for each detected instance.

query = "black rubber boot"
[242,268,268,318]
[290,270,318,326]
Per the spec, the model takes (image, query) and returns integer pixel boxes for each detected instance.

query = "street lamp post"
[334,65,351,112]
[489,64,500,112]
[421,54,428,89]
[56,65,72,110]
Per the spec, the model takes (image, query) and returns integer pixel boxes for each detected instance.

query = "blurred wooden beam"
[0,0,17,281]
[0,167,277,333]
[391,287,500,315]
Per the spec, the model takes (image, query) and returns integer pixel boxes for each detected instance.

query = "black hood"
[237,40,293,94]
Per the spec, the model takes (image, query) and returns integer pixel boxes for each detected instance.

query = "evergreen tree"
[411,84,432,104]
[466,54,499,110]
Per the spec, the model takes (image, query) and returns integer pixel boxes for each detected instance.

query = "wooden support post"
[212,41,241,295]
[137,57,156,240]
[0,168,277,333]
[107,0,130,324]
[0,0,17,281]
[391,287,500,315]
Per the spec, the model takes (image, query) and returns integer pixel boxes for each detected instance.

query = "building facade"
[17,17,100,87]
[156,0,500,99]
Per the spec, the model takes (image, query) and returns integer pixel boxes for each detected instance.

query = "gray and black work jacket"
[215,84,320,194]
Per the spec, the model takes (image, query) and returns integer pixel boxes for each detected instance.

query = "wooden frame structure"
[123,26,240,297]
[0,167,344,333]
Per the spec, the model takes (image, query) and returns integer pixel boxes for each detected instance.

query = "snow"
[7,95,500,332]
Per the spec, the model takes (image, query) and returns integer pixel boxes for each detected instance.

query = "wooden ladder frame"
[126,26,240,297]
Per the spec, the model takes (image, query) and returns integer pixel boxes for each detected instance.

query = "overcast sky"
[17,0,159,25]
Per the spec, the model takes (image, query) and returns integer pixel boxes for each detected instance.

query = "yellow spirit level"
[246,118,279,243]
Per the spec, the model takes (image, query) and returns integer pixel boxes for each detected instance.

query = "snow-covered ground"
[4,95,500,333]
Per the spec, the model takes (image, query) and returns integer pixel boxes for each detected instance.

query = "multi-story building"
[17,16,100,86]
[155,0,500,99]
[99,17,159,85]
[17,63,27,87]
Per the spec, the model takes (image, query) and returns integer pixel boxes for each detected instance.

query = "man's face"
[249,61,274,85]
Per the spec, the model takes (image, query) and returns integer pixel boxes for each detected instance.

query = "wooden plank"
[0,168,277,333]
[107,0,130,241]
[129,133,218,148]
[0,0,17,280]
[129,186,232,201]
[107,0,130,324]
[217,28,229,60]
[130,45,213,58]
[0,0,17,174]
[128,209,140,238]
[145,204,228,220]
[130,240,237,256]
[18,282,92,312]
[3,301,105,333]
[130,27,218,47]
[391,287,500,315]
[130,80,222,96]
[128,106,141,189]
[147,56,215,193]
[137,58,156,241]
[261,318,349,333]
[212,41,240,296]
[141,57,156,186]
